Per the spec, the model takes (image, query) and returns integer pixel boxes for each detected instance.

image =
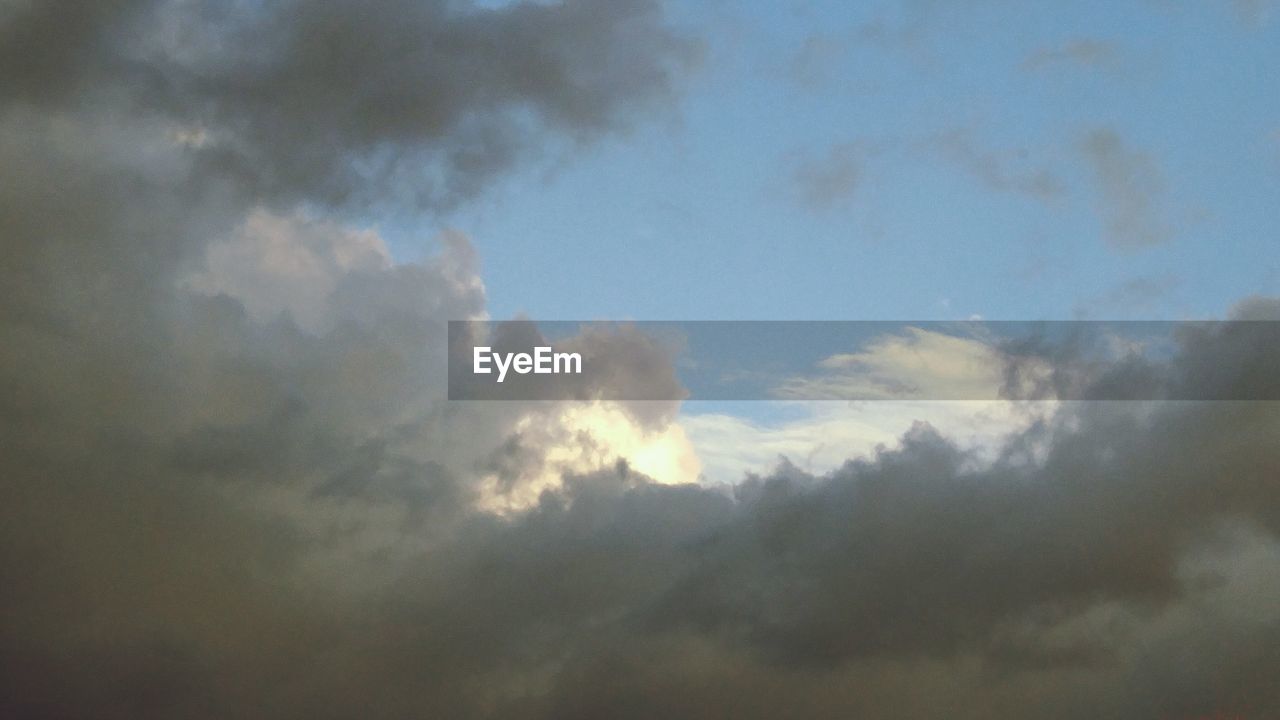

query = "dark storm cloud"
[996,303,1280,404]
[0,0,155,105]
[1,2,698,716]
[1,0,699,209]
[2,2,1279,719]
[413,312,1280,717]
[649,395,1279,671]
[10,277,1280,719]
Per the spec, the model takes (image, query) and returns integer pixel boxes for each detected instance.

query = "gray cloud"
[1080,128,1174,250]
[1234,0,1278,26]
[791,142,873,211]
[795,129,1063,217]
[8,241,1279,719]
[1,3,699,714]
[1,0,698,211]
[1023,39,1119,71]
[1074,274,1182,318]
[926,128,1064,202]
[787,33,849,89]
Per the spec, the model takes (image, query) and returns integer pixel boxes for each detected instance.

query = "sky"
[403,0,1280,322]
[2,1,1280,718]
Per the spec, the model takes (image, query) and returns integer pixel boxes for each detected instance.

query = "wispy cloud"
[787,33,849,89]
[1234,0,1278,26]
[1075,274,1182,318]
[1023,38,1119,71]
[925,128,1065,202]
[791,142,875,211]
[1080,128,1174,249]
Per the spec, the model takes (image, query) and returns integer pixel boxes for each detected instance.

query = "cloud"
[1075,274,1182,318]
[774,327,1053,401]
[1234,0,1278,26]
[681,399,1044,484]
[1023,39,1119,71]
[1080,128,1174,249]
[651,388,1280,673]
[182,209,396,333]
[0,3,702,714]
[925,129,1064,202]
[476,402,701,513]
[1,0,699,210]
[791,142,873,211]
[787,33,849,89]
[482,340,1280,716]
[2,2,1280,718]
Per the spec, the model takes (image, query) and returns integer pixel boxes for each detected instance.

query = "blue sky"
[385,0,1278,322]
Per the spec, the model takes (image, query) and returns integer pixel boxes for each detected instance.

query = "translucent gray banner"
[447,320,1280,401]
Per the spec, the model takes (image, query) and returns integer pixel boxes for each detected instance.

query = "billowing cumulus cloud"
[2,2,1279,719]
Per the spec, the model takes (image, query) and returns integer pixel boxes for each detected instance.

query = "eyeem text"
[473,346,582,383]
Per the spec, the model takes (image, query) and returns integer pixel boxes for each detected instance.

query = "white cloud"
[774,326,1050,401]
[682,399,1052,484]
[183,209,394,332]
